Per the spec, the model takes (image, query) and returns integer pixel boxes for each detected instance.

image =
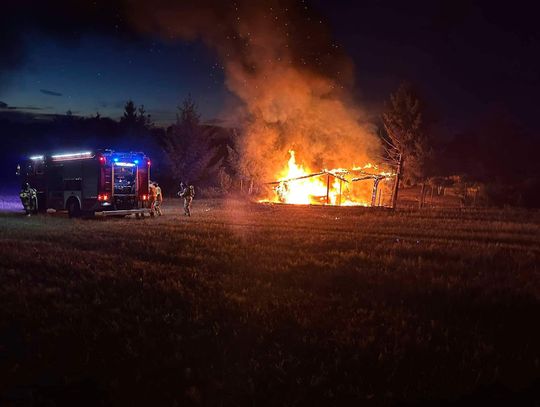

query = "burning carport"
[265,168,395,207]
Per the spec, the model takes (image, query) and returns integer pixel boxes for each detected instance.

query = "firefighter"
[177,182,195,216]
[149,181,158,216]
[154,182,163,216]
[19,183,38,216]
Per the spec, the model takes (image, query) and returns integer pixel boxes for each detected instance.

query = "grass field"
[1,198,539,405]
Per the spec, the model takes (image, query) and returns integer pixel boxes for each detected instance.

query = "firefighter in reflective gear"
[19,183,38,216]
[177,182,195,216]
[154,182,163,216]
[149,182,158,216]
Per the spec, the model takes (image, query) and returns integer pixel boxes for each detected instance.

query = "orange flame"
[274,150,331,204]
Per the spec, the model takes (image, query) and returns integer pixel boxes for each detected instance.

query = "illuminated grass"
[0,199,539,404]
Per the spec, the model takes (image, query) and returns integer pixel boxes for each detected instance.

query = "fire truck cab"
[17,150,152,217]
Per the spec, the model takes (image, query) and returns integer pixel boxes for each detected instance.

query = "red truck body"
[19,150,152,217]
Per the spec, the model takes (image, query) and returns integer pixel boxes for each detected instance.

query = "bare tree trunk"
[391,154,402,209]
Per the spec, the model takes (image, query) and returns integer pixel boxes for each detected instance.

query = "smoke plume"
[3,0,381,182]
[128,0,381,181]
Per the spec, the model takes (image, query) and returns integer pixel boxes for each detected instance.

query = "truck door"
[62,161,83,209]
[47,164,64,210]
[82,159,99,211]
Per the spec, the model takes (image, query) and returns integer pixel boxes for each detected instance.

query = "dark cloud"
[40,89,63,97]
[0,110,57,123]
[0,104,47,112]
[18,106,46,111]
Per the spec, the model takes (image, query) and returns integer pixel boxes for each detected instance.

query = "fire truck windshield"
[114,166,137,195]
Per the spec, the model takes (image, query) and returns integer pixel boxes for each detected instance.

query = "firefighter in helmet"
[154,182,163,216]
[19,182,38,216]
[149,181,158,216]
[177,182,195,216]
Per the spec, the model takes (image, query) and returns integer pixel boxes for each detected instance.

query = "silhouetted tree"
[382,83,432,208]
[121,100,138,125]
[137,105,152,128]
[120,100,153,145]
[178,94,200,127]
[160,95,218,186]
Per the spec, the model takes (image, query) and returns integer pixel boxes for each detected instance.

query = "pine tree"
[160,95,218,185]
[121,100,138,126]
[382,83,432,208]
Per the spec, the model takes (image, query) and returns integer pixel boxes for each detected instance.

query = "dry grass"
[1,199,539,405]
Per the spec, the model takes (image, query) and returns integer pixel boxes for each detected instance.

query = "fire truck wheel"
[67,198,81,218]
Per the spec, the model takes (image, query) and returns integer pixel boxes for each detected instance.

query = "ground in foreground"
[1,199,539,405]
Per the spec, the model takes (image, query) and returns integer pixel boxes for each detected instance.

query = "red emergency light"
[98,194,109,201]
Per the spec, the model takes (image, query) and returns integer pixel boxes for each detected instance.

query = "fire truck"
[17,150,153,217]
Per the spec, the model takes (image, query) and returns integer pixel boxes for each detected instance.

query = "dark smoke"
[127,0,355,87]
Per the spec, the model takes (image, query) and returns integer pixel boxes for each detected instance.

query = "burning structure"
[263,150,395,206]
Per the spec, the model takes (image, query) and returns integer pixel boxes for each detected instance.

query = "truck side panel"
[82,159,100,211]
[61,161,83,209]
[46,163,64,210]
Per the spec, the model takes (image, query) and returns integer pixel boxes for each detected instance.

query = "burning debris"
[262,150,395,207]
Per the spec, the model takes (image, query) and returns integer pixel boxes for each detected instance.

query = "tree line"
[1,86,538,206]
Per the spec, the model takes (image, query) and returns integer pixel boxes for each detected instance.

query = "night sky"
[0,34,228,125]
[1,0,539,133]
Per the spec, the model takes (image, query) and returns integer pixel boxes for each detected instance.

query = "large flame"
[275,150,334,205]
